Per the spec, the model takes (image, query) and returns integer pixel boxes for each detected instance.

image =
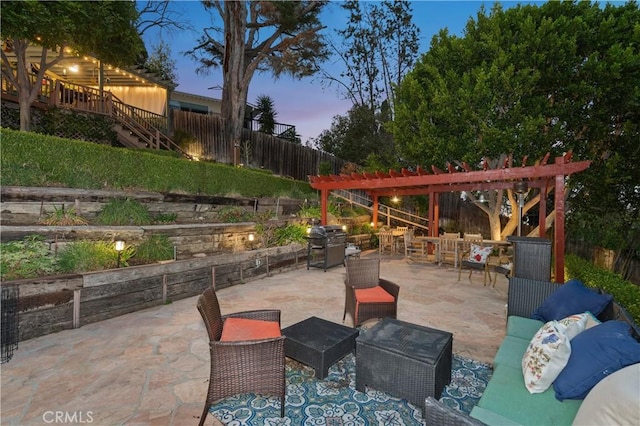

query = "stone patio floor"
[1,251,509,425]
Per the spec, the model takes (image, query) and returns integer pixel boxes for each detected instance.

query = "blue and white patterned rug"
[210,353,492,425]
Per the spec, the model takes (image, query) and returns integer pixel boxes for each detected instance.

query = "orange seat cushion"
[354,286,395,304]
[220,317,281,342]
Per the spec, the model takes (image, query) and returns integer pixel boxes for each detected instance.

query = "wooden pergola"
[309,153,591,282]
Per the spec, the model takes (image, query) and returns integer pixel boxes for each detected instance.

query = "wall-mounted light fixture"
[391,195,400,204]
[115,240,125,268]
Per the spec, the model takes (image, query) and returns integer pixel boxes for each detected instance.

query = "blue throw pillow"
[531,279,612,322]
[553,320,640,400]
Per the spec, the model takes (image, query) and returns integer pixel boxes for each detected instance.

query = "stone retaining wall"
[0,186,303,225]
[2,244,307,341]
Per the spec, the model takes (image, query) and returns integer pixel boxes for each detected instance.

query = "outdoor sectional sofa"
[425,276,640,426]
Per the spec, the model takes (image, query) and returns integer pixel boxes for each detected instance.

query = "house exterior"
[169,91,222,115]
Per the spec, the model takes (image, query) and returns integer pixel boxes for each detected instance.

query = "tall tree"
[317,0,418,169]
[391,1,639,270]
[326,0,419,115]
[0,1,145,131]
[312,104,395,167]
[186,1,329,165]
[144,41,178,84]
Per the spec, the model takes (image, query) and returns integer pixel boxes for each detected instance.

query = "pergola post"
[428,191,439,237]
[538,183,547,238]
[372,194,379,228]
[554,158,566,283]
[320,189,329,225]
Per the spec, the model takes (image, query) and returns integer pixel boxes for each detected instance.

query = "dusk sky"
[143,1,547,144]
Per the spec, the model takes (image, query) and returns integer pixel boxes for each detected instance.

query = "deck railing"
[1,74,189,158]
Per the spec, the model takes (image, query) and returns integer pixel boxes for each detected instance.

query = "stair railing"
[332,189,429,231]
[0,74,192,160]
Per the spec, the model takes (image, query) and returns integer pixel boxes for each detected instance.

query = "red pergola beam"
[309,161,590,191]
[370,179,551,197]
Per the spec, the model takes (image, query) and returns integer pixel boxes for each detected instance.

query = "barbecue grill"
[306,225,347,271]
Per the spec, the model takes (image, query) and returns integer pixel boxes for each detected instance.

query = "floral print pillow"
[521,313,589,394]
[467,244,493,263]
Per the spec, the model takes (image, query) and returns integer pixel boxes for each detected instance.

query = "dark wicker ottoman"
[356,318,453,410]
[282,316,359,379]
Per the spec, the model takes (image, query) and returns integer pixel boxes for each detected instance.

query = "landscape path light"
[115,240,125,268]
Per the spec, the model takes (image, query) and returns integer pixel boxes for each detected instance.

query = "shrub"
[0,235,58,280]
[96,198,152,225]
[297,205,321,220]
[39,107,118,144]
[216,206,252,223]
[39,205,89,226]
[57,240,134,272]
[351,222,375,235]
[565,254,640,325]
[134,235,174,263]
[257,222,307,247]
[153,213,177,224]
[273,223,308,246]
[318,161,332,175]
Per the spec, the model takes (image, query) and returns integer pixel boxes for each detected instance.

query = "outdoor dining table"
[414,237,510,267]
[413,236,441,263]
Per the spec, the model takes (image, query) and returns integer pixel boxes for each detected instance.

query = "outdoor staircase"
[112,123,147,149]
[332,189,429,232]
[0,75,192,159]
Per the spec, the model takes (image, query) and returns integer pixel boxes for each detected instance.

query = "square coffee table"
[356,317,453,409]
[282,316,359,379]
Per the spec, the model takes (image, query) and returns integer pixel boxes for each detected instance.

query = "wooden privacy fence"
[171,110,346,180]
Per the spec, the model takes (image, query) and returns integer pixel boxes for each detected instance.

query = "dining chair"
[403,229,425,262]
[458,233,492,285]
[395,226,409,251]
[343,257,400,327]
[438,232,460,266]
[488,253,513,286]
[393,226,409,253]
[196,287,286,425]
[378,230,395,254]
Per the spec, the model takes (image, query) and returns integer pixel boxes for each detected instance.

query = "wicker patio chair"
[343,257,400,327]
[424,397,485,426]
[457,233,491,285]
[196,287,286,425]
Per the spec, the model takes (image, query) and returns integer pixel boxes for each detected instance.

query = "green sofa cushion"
[470,406,521,425]
[506,315,544,340]
[492,335,530,370]
[477,365,582,425]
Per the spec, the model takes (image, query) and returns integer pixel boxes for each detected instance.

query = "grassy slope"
[0,128,316,199]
